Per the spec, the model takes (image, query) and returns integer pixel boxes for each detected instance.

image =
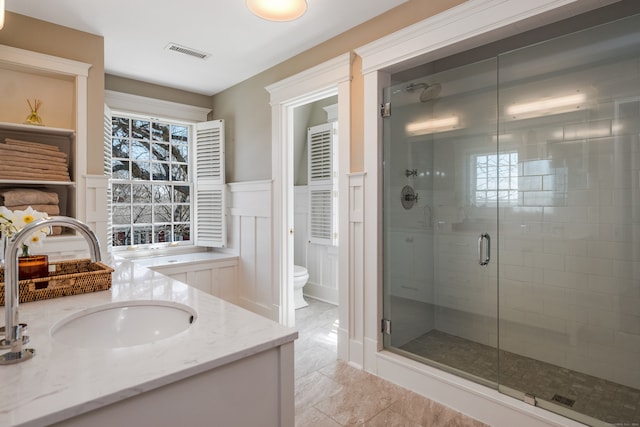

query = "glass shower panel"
[383,58,500,386]
[497,13,640,426]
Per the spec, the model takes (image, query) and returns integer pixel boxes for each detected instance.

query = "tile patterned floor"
[294,298,487,426]
[402,330,640,426]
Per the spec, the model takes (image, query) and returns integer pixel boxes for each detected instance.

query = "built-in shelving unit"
[0,121,76,225]
[0,44,96,259]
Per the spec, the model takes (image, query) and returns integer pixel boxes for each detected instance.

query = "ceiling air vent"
[165,43,210,60]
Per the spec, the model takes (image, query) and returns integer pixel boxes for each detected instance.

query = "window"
[111,114,192,247]
[474,152,519,206]
[107,112,226,250]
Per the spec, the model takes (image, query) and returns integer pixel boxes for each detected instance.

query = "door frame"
[266,54,352,340]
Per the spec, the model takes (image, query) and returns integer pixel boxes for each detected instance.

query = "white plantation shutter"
[309,125,333,183]
[308,122,337,245]
[195,120,226,247]
[310,189,333,241]
[104,104,113,255]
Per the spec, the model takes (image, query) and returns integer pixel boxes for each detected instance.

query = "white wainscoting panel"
[294,185,339,305]
[228,180,277,321]
[85,175,110,264]
[346,173,366,367]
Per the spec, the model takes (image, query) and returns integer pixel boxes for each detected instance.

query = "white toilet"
[293,265,309,309]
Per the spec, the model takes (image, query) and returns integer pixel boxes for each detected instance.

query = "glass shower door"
[382,10,640,426]
[496,13,640,426]
[382,57,500,387]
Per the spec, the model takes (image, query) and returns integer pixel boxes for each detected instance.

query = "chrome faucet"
[0,216,101,365]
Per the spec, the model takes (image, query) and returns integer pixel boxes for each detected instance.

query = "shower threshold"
[400,330,640,426]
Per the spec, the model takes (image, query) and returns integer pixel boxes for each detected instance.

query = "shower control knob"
[401,185,418,210]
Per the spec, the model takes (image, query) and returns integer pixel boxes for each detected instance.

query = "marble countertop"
[0,260,297,427]
[125,251,238,269]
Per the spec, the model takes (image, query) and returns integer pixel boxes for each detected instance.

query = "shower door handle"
[478,233,491,266]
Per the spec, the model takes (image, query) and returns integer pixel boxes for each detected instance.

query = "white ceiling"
[6,0,408,96]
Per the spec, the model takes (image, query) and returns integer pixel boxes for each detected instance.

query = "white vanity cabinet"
[0,260,296,427]
[132,253,239,303]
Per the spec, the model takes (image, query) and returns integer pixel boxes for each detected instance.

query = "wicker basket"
[0,258,114,305]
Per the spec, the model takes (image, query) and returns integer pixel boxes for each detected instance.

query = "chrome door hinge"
[381,318,391,335]
[381,103,391,118]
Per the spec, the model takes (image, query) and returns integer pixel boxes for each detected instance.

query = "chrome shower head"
[419,83,441,102]
[405,82,442,102]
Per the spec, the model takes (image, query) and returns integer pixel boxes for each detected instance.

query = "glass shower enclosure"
[382,12,640,426]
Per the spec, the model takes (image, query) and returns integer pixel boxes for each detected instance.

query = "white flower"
[0,207,50,253]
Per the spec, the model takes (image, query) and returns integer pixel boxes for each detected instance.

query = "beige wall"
[212,0,467,182]
[0,11,105,175]
[0,0,467,180]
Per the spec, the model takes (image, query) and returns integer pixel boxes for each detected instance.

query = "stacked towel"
[1,188,63,235]
[0,138,70,181]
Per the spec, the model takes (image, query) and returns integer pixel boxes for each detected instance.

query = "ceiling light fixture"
[406,116,459,136]
[506,93,587,116]
[0,0,5,30]
[247,0,307,22]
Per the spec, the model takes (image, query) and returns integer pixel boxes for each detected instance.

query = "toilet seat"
[294,265,307,277]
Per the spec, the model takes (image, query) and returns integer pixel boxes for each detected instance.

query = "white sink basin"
[51,300,197,349]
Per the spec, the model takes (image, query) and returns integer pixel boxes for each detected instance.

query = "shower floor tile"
[401,330,640,426]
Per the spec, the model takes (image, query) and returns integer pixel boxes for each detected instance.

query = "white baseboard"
[303,282,338,305]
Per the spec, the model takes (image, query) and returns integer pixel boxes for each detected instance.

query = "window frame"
[110,111,195,251]
[104,91,224,257]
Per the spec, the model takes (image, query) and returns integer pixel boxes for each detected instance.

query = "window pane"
[131,184,152,202]
[174,186,190,203]
[112,117,130,137]
[152,142,170,161]
[132,205,152,223]
[152,122,170,142]
[171,164,188,181]
[154,225,172,243]
[113,206,131,224]
[131,140,150,161]
[112,227,131,246]
[171,125,188,143]
[498,177,511,189]
[174,223,190,241]
[112,160,130,179]
[132,161,150,180]
[172,144,189,163]
[112,139,130,159]
[153,185,172,203]
[132,120,150,140]
[151,162,170,181]
[174,205,190,222]
[154,205,172,222]
[112,183,131,203]
[133,225,153,244]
